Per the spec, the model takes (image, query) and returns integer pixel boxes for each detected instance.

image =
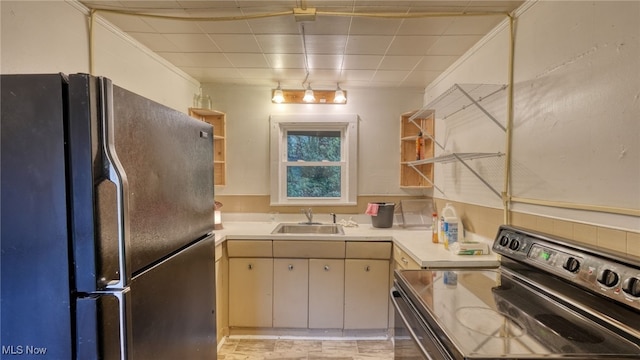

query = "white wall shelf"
[406,84,507,198]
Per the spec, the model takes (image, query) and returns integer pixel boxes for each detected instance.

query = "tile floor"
[218,338,394,360]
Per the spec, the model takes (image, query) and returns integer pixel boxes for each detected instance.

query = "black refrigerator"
[1,73,217,359]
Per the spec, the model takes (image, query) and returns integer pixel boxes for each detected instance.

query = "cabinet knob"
[248,264,253,270]
[365,265,371,272]
[401,257,409,264]
[288,264,294,271]
[324,265,330,271]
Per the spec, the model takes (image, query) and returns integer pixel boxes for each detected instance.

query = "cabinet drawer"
[346,241,391,259]
[227,240,272,257]
[273,240,345,258]
[393,246,421,269]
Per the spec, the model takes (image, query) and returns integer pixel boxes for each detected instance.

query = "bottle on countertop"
[432,212,439,243]
[442,203,459,250]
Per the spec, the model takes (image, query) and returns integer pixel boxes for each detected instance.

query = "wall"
[0,1,198,112]
[202,83,427,213]
[427,1,639,257]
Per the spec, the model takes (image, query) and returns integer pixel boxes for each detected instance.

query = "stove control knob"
[499,235,510,247]
[597,269,619,288]
[508,239,520,251]
[563,257,581,273]
[622,277,640,298]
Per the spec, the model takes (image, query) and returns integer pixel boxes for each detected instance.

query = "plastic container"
[370,202,395,228]
[442,203,459,250]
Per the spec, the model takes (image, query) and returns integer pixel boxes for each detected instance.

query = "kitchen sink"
[271,223,345,235]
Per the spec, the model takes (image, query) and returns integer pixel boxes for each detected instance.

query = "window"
[270,114,358,206]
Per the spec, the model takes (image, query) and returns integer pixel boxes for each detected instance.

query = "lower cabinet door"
[228,258,273,327]
[308,259,345,329]
[273,258,309,328]
[344,259,390,329]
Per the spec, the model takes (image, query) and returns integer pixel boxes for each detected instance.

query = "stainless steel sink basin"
[271,223,344,235]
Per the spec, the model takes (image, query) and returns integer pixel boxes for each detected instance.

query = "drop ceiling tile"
[345,35,394,55]
[386,35,439,56]
[307,54,343,70]
[265,54,306,69]
[307,69,342,83]
[237,68,276,79]
[426,35,483,55]
[378,56,423,70]
[348,17,402,35]
[162,33,219,52]
[372,70,411,82]
[197,19,253,34]
[182,67,243,80]
[99,13,156,32]
[396,17,453,35]
[304,35,348,54]
[414,55,458,71]
[444,14,504,35]
[340,69,375,81]
[128,32,181,52]
[301,16,351,35]
[225,53,269,68]
[246,15,300,34]
[142,17,203,33]
[255,34,303,54]
[272,68,308,82]
[342,55,383,70]
[209,34,262,52]
[158,52,233,67]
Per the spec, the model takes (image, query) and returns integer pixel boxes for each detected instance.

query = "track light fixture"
[333,83,346,103]
[271,83,346,104]
[303,83,315,103]
[272,82,284,103]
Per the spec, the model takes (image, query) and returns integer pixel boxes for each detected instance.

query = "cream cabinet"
[228,258,273,327]
[273,259,308,328]
[214,243,228,343]
[309,259,345,329]
[344,242,391,330]
[225,239,392,333]
[227,240,273,328]
[393,245,422,270]
[344,259,390,329]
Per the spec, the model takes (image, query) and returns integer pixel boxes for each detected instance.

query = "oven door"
[391,287,452,360]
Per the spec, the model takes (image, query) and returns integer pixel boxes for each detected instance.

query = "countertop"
[212,221,500,268]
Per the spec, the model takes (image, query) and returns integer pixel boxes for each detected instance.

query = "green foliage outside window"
[286,131,341,198]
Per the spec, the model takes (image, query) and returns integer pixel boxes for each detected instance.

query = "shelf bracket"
[408,163,446,195]
[454,85,506,132]
[408,117,445,150]
[452,153,502,199]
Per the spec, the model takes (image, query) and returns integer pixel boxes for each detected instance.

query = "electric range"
[391,225,640,359]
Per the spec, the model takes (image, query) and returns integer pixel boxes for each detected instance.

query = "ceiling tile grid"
[82,0,524,88]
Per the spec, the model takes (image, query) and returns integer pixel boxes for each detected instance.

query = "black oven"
[391,225,640,360]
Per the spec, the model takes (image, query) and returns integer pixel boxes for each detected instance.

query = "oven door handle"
[391,289,437,360]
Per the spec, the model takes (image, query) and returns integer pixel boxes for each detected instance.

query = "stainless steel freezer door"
[131,234,217,359]
[96,82,215,283]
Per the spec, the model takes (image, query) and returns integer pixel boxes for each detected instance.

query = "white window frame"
[270,114,358,206]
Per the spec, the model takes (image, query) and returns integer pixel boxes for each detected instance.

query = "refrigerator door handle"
[90,288,132,360]
[99,77,131,290]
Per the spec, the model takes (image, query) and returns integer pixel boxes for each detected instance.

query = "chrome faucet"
[301,208,313,224]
